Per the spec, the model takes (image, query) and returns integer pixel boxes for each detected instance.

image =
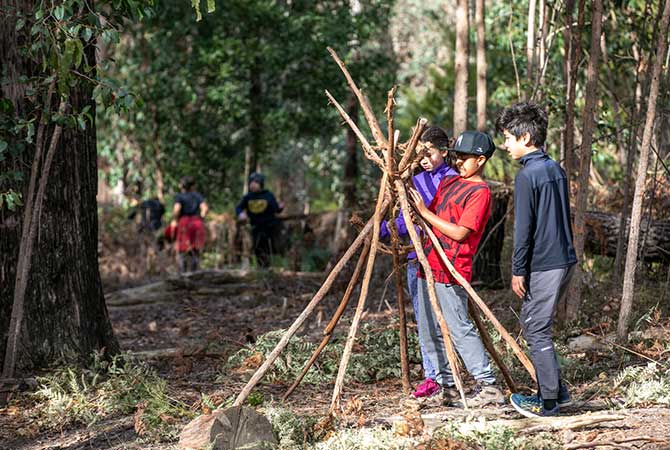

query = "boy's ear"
[521,132,532,146]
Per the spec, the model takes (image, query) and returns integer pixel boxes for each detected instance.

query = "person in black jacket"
[235,173,284,267]
[128,198,165,233]
[496,102,577,418]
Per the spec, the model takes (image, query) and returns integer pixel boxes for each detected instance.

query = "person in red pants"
[169,176,208,272]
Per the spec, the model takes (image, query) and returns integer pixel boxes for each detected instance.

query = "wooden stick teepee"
[234,48,535,413]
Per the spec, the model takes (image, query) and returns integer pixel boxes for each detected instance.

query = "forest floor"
[2,264,670,449]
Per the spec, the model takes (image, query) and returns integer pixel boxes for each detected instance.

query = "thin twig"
[233,211,385,406]
[585,332,668,367]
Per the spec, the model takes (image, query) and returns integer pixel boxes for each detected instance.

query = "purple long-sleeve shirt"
[380,162,458,259]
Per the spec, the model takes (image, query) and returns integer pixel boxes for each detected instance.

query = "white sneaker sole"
[510,395,542,419]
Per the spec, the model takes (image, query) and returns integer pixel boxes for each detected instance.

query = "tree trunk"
[617,0,670,342]
[1,1,118,372]
[475,0,487,131]
[245,55,262,193]
[453,0,469,136]
[613,25,646,283]
[537,0,548,91]
[151,106,165,203]
[343,93,359,209]
[561,0,574,169]
[562,0,586,182]
[565,0,603,321]
[526,0,537,85]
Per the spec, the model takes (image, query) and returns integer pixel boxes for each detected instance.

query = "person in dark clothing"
[128,198,165,233]
[140,198,165,232]
[170,176,208,273]
[496,102,577,418]
[235,172,284,268]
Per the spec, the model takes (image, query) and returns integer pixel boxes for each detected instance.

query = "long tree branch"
[3,97,67,378]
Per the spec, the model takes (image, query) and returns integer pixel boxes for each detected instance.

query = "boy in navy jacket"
[496,102,577,417]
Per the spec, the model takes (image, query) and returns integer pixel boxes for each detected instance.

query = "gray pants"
[407,260,436,379]
[520,265,574,400]
[417,278,496,386]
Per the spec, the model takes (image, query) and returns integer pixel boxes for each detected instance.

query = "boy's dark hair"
[420,125,452,150]
[179,176,195,191]
[248,172,265,188]
[495,102,548,147]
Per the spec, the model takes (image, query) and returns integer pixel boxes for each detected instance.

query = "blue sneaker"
[510,393,560,418]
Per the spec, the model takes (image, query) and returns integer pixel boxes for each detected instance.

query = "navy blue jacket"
[236,190,282,229]
[513,150,577,276]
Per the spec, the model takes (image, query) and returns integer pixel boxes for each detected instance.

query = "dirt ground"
[2,268,670,450]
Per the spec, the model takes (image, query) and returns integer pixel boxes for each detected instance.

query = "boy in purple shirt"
[380,126,457,399]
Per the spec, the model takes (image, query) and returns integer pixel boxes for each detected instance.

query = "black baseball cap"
[450,131,496,158]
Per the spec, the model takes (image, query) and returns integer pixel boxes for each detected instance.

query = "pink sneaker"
[412,378,440,398]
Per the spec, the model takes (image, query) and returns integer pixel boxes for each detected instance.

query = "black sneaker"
[510,393,560,418]
[536,383,572,407]
[558,383,572,407]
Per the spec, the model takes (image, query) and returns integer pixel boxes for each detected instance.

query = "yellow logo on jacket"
[248,199,268,214]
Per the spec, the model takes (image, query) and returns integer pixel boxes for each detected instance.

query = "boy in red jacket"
[410,131,503,407]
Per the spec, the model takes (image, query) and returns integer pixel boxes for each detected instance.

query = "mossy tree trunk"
[0,0,118,373]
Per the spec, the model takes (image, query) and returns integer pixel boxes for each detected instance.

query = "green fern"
[613,362,670,406]
[33,352,194,442]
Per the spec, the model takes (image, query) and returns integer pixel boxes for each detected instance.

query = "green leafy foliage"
[263,405,319,449]
[223,329,341,385]
[98,0,396,207]
[1,0,155,211]
[32,352,194,442]
[613,362,670,407]
[223,323,421,385]
[348,323,421,383]
[433,424,561,450]
[311,427,418,450]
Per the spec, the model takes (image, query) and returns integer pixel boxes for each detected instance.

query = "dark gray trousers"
[520,265,574,400]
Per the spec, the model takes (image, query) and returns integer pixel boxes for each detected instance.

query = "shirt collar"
[519,147,547,166]
[431,162,457,176]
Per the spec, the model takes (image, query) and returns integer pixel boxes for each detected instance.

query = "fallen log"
[565,436,669,449]
[584,211,670,262]
[454,412,627,434]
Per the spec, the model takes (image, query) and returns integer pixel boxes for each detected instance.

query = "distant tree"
[613,5,656,284]
[475,0,487,131]
[561,0,585,183]
[566,0,604,321]
[526,0,537,85]
[100,0,396,208]
[453,0,469,136]
[618,0,670,342]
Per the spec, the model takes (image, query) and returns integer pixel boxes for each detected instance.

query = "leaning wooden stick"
[398,118,427,173]
[384,96,410,392]
[394,178,468,409]
[325,90,385,168]
[330,172,389,413]
[421,224,537,382]
[282,238,371,401]
[469,298,517,393]
[327,47,388,148]
[233,205,388,407]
